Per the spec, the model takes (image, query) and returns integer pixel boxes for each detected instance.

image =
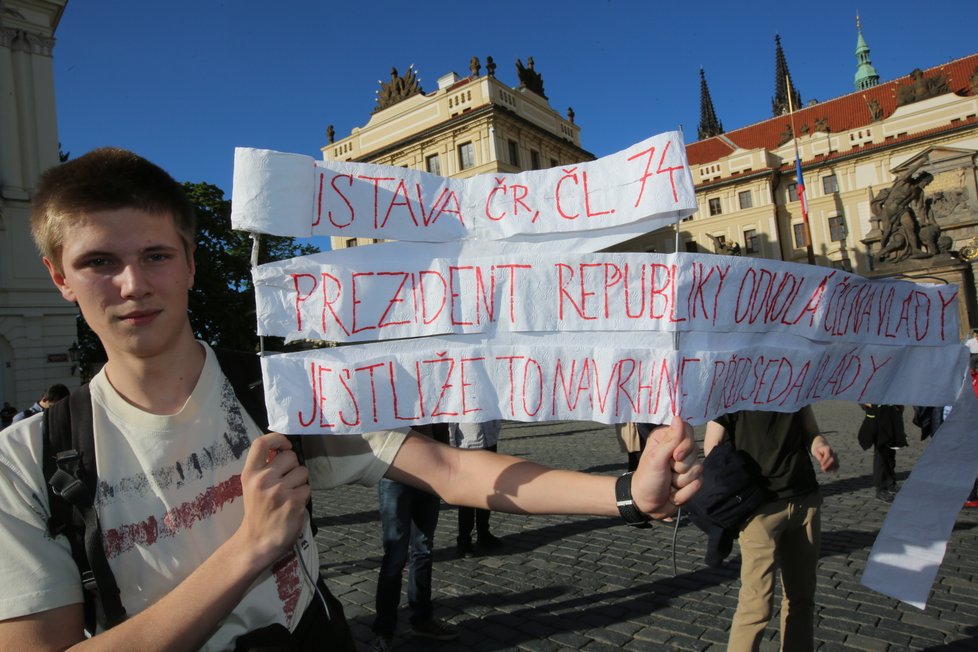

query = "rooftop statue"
[374,65,423,113]
[515,57,546,98]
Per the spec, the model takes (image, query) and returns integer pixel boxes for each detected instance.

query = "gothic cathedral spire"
[854,13,880,90]
[698,67,724,140]
[772,34,802,116]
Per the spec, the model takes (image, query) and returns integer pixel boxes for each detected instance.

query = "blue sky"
[54,0,978,201]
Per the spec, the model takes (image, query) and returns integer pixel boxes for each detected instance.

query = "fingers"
[244,434,309,495]
[244,433,293,473]
[671,477,702,506]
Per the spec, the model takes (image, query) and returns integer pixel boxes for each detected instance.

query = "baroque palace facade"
[324,35,978,331]
[322,57,595,250]
[0,0,71,409]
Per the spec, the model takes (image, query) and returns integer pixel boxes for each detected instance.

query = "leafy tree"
[184,182,318,351]
[75,182,318,380]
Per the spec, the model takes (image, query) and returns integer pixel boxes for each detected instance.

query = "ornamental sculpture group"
[873,158,953,263]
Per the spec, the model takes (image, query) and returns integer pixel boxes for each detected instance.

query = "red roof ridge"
[687,51,978,167]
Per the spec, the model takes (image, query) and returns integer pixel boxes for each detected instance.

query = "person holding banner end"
[0,147,702,651]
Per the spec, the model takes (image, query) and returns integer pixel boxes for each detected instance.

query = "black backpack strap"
[214,348,269,433]
[213,348,315,534]
[39,348,316,637]
[43,387,127,632]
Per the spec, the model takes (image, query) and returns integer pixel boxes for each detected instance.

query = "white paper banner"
[254,244,959,346]
[231,131,697,241]
[259,331,965,434]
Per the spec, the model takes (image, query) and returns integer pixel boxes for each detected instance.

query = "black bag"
[687,439,773,531]
[234,578,355,651]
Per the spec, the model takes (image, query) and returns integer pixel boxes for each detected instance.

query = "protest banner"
[254,244,959,347]
[230,129,967,433]
[259,331,964,434]
[231,131,696,241]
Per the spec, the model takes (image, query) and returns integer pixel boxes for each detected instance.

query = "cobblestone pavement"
[310,401,978,651]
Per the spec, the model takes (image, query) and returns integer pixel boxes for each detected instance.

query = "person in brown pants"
[705,407,839,652]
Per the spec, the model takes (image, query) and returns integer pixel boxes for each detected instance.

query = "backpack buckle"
[55,449,81,466]
[49,468,90,506]
[80,570,98,593]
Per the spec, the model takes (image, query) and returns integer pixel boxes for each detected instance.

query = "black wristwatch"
[615,472,652,526]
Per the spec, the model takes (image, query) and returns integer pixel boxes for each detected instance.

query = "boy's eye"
[84,257,112,268]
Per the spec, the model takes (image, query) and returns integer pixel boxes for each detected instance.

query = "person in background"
[10,384,70,424]
[450,420,504,555]
[371,424,457,652]
[965,328,978,371]
[857,404,908,503]
[705,407,839,652]
[0,402,18,429]
[616,422,644,472]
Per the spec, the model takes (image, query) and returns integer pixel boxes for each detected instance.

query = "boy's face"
[43,208,196,362]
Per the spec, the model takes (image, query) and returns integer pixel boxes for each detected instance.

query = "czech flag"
[794,150,809,225]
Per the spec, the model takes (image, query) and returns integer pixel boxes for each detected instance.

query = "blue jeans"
[372,478,440,636]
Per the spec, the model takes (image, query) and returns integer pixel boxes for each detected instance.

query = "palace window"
[738,190,753,209]
[530,150,541,170]
[458,142,475,170]
[828,215,847,241]
[744,229,759,254]
[345,238,358,248]
[708,197,722,216]
[425,154,441,175]
[787,182,799,202]
[508,140,520,167]
[822,174,839,194]
[792,223,809,248]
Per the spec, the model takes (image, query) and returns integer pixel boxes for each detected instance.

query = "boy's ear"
[43,257,77,303]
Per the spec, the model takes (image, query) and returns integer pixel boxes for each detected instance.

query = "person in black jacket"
[857,404,908,503]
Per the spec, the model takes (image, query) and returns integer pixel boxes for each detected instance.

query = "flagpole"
[787,76,816,265]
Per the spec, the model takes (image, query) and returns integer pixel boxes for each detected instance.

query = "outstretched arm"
[385,416,701,521]
[0,433,311,651]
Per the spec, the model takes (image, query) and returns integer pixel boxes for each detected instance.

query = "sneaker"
[411,618,459,641]
[371,635,394,652]
[477,531,503,549]
[876,489,895,503]
[964,500,978,508]
[456,537,474,558]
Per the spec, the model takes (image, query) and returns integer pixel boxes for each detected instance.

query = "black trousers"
[873,444,896,491]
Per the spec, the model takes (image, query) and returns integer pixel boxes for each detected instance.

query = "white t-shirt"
[0,343,405,650]
[966,336,978,354]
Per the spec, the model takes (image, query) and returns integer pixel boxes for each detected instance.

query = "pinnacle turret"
[772,35,802,116]
[854,13,880,90]
[698,67,724,140]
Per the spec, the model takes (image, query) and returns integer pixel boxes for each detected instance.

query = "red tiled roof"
[687,52,978,166]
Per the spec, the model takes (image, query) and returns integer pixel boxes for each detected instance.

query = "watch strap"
[615,472,651,526]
